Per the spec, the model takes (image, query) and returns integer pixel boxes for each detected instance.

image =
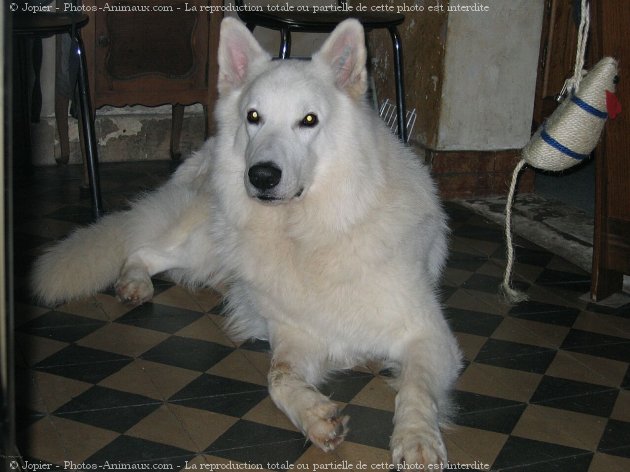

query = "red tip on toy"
[606,90,622,119]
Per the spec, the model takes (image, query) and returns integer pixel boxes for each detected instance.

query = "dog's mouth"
[254,188,304,205]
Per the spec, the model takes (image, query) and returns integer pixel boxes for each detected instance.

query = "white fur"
[31,18,462,467]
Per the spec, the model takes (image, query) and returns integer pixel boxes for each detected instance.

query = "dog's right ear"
[217,18,271,94]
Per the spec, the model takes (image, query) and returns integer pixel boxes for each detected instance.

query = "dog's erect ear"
[313,19,367,99]
[218,18,271,94]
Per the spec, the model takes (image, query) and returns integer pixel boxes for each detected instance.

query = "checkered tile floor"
[11,161,630,471]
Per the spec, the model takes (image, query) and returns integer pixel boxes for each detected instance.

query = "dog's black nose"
[248,162,282,190]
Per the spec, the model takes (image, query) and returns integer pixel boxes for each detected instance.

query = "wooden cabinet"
[82,0,223,158]
[590,0,630,300]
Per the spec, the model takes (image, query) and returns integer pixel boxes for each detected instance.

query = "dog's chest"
[237,228,354,292]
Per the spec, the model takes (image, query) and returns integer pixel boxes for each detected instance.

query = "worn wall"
[365,0,544,150]
[438,0,544,150]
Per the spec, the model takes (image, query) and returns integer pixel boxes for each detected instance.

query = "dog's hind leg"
[389,333,461,468]
[268,325,348,452]
[115,198,212,305]
[115,247,180,304]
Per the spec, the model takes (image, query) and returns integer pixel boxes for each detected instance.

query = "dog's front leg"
[268,326,348,452]
[390,337,459,468]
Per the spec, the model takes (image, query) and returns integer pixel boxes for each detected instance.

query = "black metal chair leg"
[74,32,104,219]
[389,27,407,143]
[279,28,291,59]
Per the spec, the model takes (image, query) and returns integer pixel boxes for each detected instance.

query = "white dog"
[32,18,462,467]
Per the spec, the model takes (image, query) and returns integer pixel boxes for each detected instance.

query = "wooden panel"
[105,6,198,79]
[590,0,630,300]
[83,0,222,115]
[532,0,579,128]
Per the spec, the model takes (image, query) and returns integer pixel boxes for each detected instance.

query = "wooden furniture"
[76,0,222,159]
[589,0,629,300]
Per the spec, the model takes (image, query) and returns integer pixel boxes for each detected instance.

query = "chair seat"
[13,12,89,37]
[238,9,404,32]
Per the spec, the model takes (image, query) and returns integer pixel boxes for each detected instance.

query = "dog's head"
[216,17,368,205]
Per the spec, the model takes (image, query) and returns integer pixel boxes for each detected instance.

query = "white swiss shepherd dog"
[32,18,462,467]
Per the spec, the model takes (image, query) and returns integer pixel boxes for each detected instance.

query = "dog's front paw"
[391,426,447,469]
[115,277,154,305]
[304,402,349,452]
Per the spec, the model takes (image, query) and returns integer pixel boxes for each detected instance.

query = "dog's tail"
[31,213,129,306]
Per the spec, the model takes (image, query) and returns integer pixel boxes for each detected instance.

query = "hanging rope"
[499,160,528,303]
[563,0,590,97]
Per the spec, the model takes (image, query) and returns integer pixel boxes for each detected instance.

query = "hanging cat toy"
[500,0,621,303]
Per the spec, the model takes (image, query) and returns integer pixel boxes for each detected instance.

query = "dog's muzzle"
[247,161,304,204]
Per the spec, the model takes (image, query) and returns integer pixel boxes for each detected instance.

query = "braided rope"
[500,159,528,304]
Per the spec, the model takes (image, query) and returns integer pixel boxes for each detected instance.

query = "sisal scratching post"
[500,1,620,303]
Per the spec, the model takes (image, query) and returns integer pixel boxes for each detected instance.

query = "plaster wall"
[437,0,544,150]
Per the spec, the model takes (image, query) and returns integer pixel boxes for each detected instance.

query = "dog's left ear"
[313,19,367,99]
[217,18,271,94]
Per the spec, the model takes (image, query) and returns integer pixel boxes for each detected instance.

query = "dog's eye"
[301,113,318,127]
[247,109,261,124]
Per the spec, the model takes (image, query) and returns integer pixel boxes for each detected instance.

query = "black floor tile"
[452,223,504,243]
[115,303,204,334]
[491,244,555,268]
[140,336,233,371]
[447,251,489,272]
[530,376,619,417]
[452,390,527,434]
[342,404,394,450]
[319,370,374,403]
[598,419,630,458]
[535,269,591,293]
[462,273,529,295]
[170,374,268,417]
[34,345,133,383]
[87,435,195,466]
[206,420,307,465]
[18,311,107,343]
[445,307,504,337]
[474,339,557,374]
[508,301,579,327]
[492,436,592,471]
[439,285,459,303]
[54,386,162,432]
[561,329,630,363]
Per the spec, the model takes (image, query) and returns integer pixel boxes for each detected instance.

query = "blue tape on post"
[540,129,590,161]
[571,95,608,119]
